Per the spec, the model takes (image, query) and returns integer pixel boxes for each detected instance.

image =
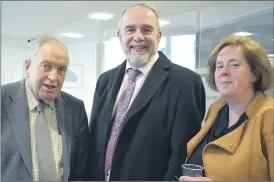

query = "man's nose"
[133,29,145,42]
[47,68,58,82]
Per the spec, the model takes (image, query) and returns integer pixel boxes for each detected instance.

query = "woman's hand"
[179,176,212,181]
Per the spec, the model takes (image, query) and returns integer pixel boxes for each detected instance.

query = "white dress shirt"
[105,52,159,181]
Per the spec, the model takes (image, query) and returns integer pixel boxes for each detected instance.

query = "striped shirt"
[25,81,63,181]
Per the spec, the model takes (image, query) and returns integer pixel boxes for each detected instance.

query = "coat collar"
[104,51,171,126]
[100,51,172,166]
[4,80,33,176]
[187,92,270,157]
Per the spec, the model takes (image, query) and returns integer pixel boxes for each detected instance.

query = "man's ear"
[117,30,121,40]
[24,59,31,77]
[157,31,162,40]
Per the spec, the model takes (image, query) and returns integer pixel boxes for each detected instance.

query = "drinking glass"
[181,164,203,177]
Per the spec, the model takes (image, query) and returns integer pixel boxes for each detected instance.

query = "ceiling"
[1,1,237,42]
[1,1,273,54]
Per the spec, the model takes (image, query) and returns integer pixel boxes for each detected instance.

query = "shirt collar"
[25,81,39,111]
[125,52,159,75]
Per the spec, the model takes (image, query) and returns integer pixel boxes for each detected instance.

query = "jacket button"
[96,149,100,155]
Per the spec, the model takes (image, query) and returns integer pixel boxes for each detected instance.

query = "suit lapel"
[123,52,170,126]
[101,52,170,148]
[4,80,32,177]
[105,61,127,125]
[56,94,73,181]
[98,62,126,171]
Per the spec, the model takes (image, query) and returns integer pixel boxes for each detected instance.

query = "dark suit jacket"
[1,80,89,181]
[87,51,206,181]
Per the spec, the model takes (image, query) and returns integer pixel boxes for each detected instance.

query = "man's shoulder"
[59,91,83,105]
[1,80,23,97]
[158,52,201,80]
[2,80,22,89]
[96,62,125,88]
[99,63,124,79]
[168,62,202,82]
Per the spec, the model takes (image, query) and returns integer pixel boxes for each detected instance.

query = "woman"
[180,35,273,181]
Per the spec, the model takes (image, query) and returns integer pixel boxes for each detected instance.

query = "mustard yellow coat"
[187,92,273,181]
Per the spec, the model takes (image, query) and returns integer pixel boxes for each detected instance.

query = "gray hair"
[27,36,69,62]
[118,3,161,32]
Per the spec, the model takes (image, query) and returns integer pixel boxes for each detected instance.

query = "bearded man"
[86,3,206,181]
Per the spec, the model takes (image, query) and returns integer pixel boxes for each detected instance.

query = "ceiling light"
[234,32,253,36]
[88,12,114,20]
[59,33,84,38]
[159,19,170,27]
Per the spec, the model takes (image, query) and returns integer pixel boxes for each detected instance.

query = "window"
[170,34,196,71]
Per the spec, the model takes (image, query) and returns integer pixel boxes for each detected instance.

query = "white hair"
[27,36,69,62]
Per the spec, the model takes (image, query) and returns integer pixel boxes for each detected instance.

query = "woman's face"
[214,45,255,99]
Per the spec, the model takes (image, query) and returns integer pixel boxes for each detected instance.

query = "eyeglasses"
[40,62,68,75]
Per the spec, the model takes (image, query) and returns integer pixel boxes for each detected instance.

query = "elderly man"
[87,3,206,181]
[1,36,89,181]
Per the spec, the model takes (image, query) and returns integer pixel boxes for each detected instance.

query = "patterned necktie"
[36,102,58,181]
[104,68,141,172]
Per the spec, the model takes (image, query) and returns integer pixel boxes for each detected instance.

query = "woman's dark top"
[187,104,248,176]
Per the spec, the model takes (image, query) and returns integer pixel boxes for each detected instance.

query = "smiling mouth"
[130,45,148,50]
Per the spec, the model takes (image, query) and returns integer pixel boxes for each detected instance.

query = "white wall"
[1,38,28,84]
[62,41,97,117]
